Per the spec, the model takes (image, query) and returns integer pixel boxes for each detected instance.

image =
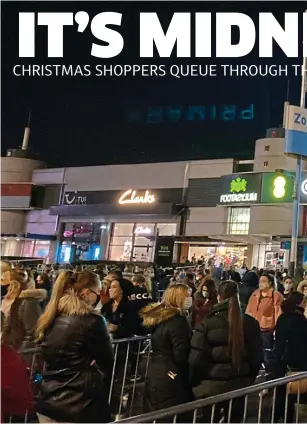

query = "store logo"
[273,176,286,198]
[64,192,87,205]
[118,189,156,205]
[220,177,258,203]
[135,226,151,234]
[230,177,247,193]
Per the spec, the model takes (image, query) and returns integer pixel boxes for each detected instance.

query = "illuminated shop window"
[227,207,250,235]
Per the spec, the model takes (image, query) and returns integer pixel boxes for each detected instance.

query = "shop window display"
[188,245,247,268]
[108,222,177,262]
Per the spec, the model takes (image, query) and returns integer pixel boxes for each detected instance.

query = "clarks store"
[49,188,185,263]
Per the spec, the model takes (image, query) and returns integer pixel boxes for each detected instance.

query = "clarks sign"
[118,189,156,205]
[219,174,262,205]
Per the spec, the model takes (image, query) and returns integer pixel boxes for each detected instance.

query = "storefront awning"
[207,234,272,245]
[49,203,185,217]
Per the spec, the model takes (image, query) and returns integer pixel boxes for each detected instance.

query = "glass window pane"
[135,224,155,236]
[23,240,35,257]
[112,223,134,236]
[134,236,154,247]
[109,243,132,261]
[157,223,177,236]
[227,207,250,235]
[34,241,50,258]
[132,246,152,262]
[110,236,133,245]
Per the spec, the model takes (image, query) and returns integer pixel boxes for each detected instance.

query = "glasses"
[89,288,100,296]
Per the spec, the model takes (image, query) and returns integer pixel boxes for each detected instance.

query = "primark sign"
[219,174,262,205]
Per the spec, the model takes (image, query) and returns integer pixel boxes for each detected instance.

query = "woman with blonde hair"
[1,268,47,352]
[140,283,193,414]
[36,270,114,424]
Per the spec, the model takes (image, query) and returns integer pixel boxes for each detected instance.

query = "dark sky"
[1,1,304,167]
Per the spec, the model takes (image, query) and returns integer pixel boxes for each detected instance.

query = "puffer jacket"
[37,290,114,423]
[140,303,193,412]
[189,299,263,399]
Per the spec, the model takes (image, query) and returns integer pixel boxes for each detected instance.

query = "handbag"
[286,371,307,394]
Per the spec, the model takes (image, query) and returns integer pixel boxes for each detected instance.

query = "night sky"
[1,1,305,167]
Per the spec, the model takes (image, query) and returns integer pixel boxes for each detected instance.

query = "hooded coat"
[239,271,259,313]
[140,303,193,412]
[37,291,114,423]
[189,299,263,399]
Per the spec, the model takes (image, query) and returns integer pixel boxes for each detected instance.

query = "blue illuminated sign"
[126,104,254,124]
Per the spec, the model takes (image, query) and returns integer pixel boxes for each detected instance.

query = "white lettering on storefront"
[118,189,156,205]
[220,192,258,203]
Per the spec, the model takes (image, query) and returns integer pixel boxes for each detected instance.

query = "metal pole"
[289,54,307,276]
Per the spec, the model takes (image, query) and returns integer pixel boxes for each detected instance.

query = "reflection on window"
[157,223,177,236]
[227,208,250,235]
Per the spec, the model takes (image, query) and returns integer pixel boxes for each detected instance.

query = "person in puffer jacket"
[189,281,263,423]
[140,283,193,417]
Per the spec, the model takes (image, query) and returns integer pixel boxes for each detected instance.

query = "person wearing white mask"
[140,283,193,413]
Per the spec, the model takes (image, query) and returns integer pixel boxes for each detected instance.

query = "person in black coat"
[36,270,114,424]
[140,283,193,417]
[274,291,307,423]
[239,270,259,313]
[189,281,263,423]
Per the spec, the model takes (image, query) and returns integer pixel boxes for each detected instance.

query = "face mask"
[184,297,193,311]
[284,283,291,291]
[202,291,209,298]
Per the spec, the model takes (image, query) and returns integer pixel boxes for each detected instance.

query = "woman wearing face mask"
[191,279,217,329]
[189,281,263,423]
[36,270,114,424]
[140,283,193,415]
[246,273,283,382]
[283,276,294,299]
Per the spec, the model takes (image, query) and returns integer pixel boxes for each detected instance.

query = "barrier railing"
[14,335,152,422]
[114,372,307,423]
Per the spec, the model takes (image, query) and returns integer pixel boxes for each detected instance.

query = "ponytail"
[36,271,74,341]
[218,281,245,371]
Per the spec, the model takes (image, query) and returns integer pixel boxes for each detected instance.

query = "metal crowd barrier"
[15,335,152,422]
[114,372,307,423]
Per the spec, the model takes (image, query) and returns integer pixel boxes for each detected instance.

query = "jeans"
[261,331,275,380]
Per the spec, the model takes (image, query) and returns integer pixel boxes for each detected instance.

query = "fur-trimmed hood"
[19,288,47,301]
[58,290,95,316]
[297,280,307,294]
[140,302,183,327]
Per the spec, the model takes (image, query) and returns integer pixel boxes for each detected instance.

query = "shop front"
[50,187,185,263]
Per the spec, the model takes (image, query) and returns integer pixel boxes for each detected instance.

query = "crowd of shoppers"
[1,259,307,423]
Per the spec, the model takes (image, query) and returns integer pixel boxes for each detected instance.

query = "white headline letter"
[195,13,211,57]
[91,12,123,58]
[140,13,191,57]
[37,13,74,57]
[216,13,255,57]
[19,13,35,57]
[259,13,298,57]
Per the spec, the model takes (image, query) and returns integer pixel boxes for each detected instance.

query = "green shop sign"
[219,174,262,204]
[261,173,294,203]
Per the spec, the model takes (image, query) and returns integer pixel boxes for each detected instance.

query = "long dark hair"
[218,281,245,371]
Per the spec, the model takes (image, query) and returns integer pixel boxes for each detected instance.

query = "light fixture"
[16,238,20,241]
